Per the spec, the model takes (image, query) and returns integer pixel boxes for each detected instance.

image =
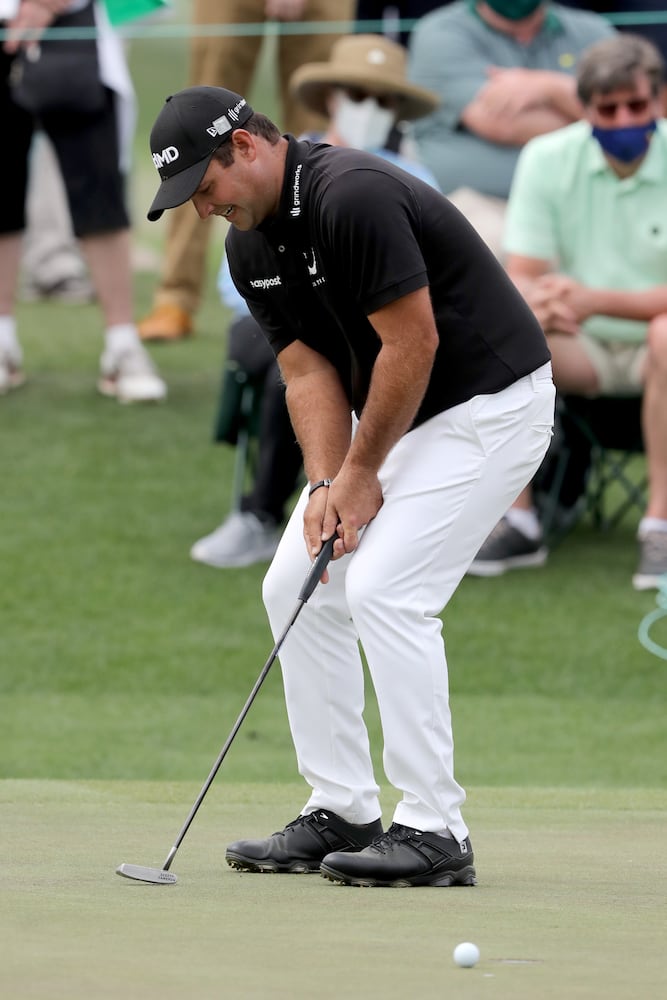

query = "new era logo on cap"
[147,86,253,221]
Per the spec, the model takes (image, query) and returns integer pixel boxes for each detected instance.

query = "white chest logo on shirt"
[304,248,317,276]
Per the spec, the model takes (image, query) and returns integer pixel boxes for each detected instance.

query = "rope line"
[638,577,667,660]
[4,12,667,42]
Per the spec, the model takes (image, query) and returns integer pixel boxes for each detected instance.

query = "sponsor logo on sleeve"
[250,276,282,289]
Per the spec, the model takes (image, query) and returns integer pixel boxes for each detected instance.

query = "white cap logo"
[206,115,232,138]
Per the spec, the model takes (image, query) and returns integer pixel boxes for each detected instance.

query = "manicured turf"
[3,781,666,999]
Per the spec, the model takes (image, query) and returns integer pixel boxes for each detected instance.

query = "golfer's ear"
[232,130,256,160]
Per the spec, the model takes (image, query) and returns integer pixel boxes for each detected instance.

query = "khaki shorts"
[576,333,646,396]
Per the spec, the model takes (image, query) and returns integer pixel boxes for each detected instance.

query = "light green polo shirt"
[504,119,667,343]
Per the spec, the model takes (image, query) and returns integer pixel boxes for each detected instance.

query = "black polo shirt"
[225,136,550,428]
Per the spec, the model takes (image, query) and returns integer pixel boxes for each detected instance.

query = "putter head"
[116,863,178,884]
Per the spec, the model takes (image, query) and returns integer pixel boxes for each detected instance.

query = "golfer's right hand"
[303,487,339,584]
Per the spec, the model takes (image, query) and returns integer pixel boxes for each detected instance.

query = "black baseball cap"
[147,86,253,221]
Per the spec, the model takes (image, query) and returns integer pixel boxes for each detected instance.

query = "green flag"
[104,0,169,26]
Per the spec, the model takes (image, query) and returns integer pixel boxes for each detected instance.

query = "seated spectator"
[407,0,615,255]
[468,33,667,590]
[190,33,440,568]
[0,0,165,402]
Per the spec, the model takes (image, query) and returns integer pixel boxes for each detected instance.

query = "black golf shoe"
[320,823,477,887]
[225,809,383,873]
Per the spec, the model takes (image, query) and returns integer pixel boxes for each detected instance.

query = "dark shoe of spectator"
[632,530,667,590]
[467,517,548,576]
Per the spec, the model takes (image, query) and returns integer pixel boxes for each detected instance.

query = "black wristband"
[308,478,333,497]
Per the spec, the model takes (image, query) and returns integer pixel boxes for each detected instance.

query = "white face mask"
[331,90,395,151]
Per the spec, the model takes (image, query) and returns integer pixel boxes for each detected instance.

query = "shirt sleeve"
[319,168,430,315]
[503,137,559,262]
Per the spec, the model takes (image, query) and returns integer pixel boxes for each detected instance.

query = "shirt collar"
[257,135,310,236]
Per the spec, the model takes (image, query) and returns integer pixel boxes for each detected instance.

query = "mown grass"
[2,10,666,792]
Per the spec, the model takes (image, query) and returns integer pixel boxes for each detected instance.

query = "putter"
[116,531,337,885]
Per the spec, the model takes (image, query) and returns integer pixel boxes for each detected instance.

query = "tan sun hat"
[289,34,440,122]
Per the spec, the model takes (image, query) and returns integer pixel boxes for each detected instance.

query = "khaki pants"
[445,187,507,261]
[155,0,353,315]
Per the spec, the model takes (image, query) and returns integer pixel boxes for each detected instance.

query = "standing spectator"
[0,0,166,402]
[138,0,354,343]
[468,34,667,590]
[21,134,93,304]
[190,33,440,568]
[354,1,443,46]
[407,1,615,255]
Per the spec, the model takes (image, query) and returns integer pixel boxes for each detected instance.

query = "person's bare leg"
[80,228,133,327]
[81,229,167,403]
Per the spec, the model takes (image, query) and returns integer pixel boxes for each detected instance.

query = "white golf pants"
[263,364,555,841]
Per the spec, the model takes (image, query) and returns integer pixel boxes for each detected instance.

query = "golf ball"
[453,941,480,968]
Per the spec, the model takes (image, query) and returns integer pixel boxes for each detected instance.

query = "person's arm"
[279,286,438,561]
[3,0,72,54]
[462,69,582,146]
[277,338,353,564]
[327,286,438,557]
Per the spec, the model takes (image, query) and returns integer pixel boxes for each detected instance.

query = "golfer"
[148,86,555,887]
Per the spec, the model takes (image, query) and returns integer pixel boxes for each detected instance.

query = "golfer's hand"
[323,468,383,559]
[304,487,337,584]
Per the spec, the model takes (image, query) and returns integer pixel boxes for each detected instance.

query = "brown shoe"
[138,304,193,342]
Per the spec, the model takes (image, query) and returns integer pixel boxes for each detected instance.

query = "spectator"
[0,0,166,402]
[21,134,93,304]
[354,1,443,46]
[468,33,667,590]
[407,0,615,255]
[190,33,440,568]
[138,0,354,343]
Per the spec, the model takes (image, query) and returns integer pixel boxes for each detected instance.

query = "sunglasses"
[344,87,398,111]
[592,97,651,119]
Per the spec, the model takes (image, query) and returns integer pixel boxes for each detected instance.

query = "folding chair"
[535,394,647,543]
[212,315,273,513]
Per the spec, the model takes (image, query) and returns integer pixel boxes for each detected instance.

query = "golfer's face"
[192,155,263,231]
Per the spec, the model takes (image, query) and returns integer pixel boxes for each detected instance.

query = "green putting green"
[3,781,665,999]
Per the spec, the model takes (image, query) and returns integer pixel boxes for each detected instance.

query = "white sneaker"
[190,511,280,568]
[0,341,25,395]
[98,342,167,403]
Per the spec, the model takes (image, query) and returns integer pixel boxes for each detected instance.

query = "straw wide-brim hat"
[289,34,440,122]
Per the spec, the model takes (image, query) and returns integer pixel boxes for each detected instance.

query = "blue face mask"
[592,121,657,163]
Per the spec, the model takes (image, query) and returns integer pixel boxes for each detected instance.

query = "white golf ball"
[453,941,480,968]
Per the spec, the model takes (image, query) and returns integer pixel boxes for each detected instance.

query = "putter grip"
[298,532,337,603]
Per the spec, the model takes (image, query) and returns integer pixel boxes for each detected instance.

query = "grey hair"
[576,33,665,104]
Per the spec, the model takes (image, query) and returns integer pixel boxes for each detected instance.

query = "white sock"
[505,506,542,541]
[104,323,141,355]
[0,315,20,354]
[638,517,667,540]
